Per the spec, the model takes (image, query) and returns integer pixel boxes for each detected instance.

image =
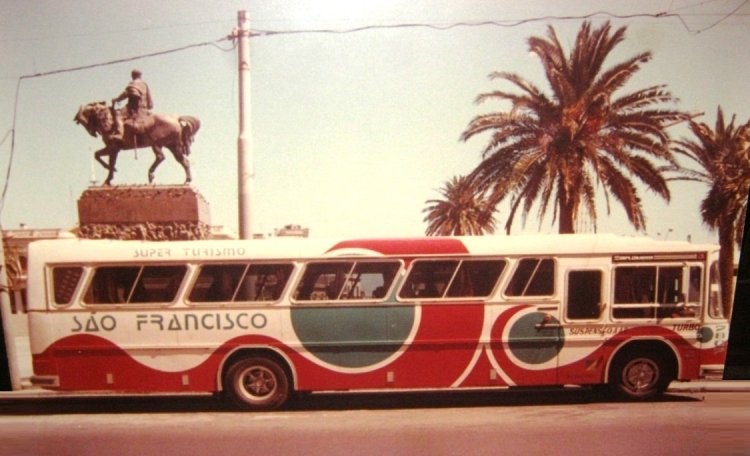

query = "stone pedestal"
[77,185,211,240]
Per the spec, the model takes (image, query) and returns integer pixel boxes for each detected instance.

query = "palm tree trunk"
[558,187,575,234]
[718,222,736,318]
[559,211,575,234]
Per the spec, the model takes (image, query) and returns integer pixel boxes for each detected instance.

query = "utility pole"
[236,10,253,239]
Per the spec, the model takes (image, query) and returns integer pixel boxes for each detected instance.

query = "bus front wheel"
[610,354,669,401]
[224,357,290,410]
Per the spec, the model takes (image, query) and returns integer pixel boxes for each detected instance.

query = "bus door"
[558,268,605,385]
[502,257,561,385]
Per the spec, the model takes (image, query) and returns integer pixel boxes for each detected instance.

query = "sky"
[0,0,749,244]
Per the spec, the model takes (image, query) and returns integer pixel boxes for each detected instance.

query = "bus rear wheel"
[611,354,669,401]
[224,357,290,410]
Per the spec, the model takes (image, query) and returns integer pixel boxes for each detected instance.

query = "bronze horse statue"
[74,101,200,186]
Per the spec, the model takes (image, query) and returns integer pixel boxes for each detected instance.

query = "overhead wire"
[249,7,749,37]
[691,0,750,32]
[668,0,740,13]
[16,37,235,80]
[0,5,747,217]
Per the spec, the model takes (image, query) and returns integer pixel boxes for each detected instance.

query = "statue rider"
[111,69,153,141]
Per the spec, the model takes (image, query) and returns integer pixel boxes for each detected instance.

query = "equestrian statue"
[73,70,200,186]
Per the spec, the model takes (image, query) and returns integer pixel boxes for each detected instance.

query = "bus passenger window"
[613,265,698,319]
[295,262,354,301]
[52,266,84,305]
[688,266,702,303]
[340,261,400,300]
[236,263,294,302]
[130,265,187,303]
[85,266,140,304]
[505,258,554,297]
[85,265,187,305]
[566,270,602,320]
[655,266,683,318]
[294,261,400,302]
[613,266,656,318]
[445,260,506,298]
[189,264,246,302]
[399,260,458,299]
[657,267,682,304]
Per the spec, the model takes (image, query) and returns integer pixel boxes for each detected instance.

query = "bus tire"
[610,353,669,401]
[224,357,290,410]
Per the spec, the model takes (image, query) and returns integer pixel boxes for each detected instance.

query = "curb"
[668,380,750,393]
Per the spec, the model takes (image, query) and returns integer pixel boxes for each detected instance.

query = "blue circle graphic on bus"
[291,305,415,368]
[507,312,564,364]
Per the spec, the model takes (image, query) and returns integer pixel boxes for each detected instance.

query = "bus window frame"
[397,258,459,301]
[80,262,189,309]
[396,257,507,302]
[186,261,296,306]
[707,260,724,319]
[187,262,248,304]
[610,262,704,321]
[47,264,87,309]
[502,257,557,300]
[564,268,605,322]
[291,259,403,305]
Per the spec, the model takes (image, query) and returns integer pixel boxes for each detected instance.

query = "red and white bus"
[27,234,728,409]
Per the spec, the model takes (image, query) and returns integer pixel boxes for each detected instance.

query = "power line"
[0,19,235,44]
[6,5,744,81]
[668,0,739,13]
[1,6,746,217]
[17,37,234,80]
[4,6,745,46]
[687,0,750,32]
[249,9,749,38]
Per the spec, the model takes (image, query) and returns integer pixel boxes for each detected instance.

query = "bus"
[26,234,729,409]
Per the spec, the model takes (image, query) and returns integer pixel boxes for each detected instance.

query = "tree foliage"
[423,175,496,236]
[668,107,750,315]
[462,21,687,234]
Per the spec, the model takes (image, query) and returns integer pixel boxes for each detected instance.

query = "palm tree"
[461,21,688,234]
[668,107,750,316]
[423,175,496,236]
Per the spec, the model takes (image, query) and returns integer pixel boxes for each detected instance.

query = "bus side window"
[129,265,187,303]
[505,258,555,297]
[655,266,683,318]
[189,264,246,302]
[613,266,656,318]
[688,266,702,303]
[398,260,458,299]
[85,265,187,305]
[566,270,602,320]
[445,260,506,298]
[294,261,400,302]
[340,261,401,300]
[708,261,723,318]
[294,262,354,301]
[236,263,294,302]
[52,266,84,305]
[85,266,140,304]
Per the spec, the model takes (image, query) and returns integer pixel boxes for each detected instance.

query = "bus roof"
[26,234,718,264]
